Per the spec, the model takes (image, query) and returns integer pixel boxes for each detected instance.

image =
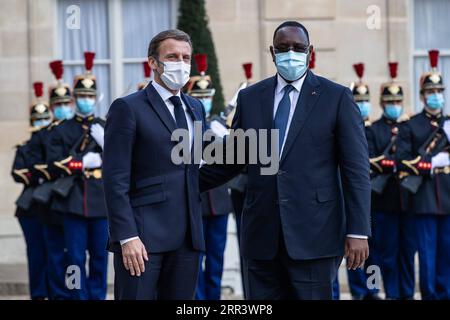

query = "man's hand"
[344,237,369,270]
[121,238,148,276]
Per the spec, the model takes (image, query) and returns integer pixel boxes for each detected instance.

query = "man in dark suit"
[200,21,371,300]
[103,29,207,300]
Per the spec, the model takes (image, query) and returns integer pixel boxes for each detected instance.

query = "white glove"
[431,152,450,170]
[444,120,450,142]
[90,123,104,149]
[210,120,229,138]
[82,152,102,169]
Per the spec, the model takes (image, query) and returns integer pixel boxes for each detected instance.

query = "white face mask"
[160,61,191,91]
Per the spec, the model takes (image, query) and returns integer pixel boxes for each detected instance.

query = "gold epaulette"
[34,164,51,180]
[47,120,64,131]
[364,120,372,127]
[13,169,30,185]
[398,114,411,123]
[401,156,421,175]
[54,156,73,175]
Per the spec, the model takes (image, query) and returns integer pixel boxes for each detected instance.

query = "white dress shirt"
[120,81,194,246]
[273,74,367,240]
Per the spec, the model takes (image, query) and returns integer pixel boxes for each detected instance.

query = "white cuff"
[346,234,368,239]
[120,236,139,246]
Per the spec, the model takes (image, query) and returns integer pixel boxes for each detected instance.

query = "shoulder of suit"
[314,74,348,93]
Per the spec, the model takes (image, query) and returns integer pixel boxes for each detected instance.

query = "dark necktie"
[274,85,294,154]
[169,96,189,131]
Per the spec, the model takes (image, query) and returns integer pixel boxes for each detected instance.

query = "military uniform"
[396,51,450,299]
[188,54,233,300]
[367,62,416,300]
[47,52,108,300]
[343,63,381,300]
[11,82,50,300]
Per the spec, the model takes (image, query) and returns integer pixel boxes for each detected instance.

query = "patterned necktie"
[169,96,189,131]
[274,85,294,153]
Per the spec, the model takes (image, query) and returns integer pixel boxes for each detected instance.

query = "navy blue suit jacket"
[103,82,207,253]
[200,71,371,260]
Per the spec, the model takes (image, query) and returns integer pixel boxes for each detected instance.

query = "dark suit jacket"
[103,82,207,253]
[200,71,371,260]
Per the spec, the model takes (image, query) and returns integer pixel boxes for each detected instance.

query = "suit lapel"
[280,71,321,163]
[145,82,177,134]
[260,76,277,130]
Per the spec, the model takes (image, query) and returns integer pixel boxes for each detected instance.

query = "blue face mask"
[33,119,51,128]
[76,98,96,115]
[426,93,445,110]
[384,104,403,120]
[200,98,213,115]
[274,50,308,81]
[357,101,371,119]
[53,105,75,120]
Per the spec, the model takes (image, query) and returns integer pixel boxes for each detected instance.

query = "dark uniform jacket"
[47,115,107,218]
[367,116,408,214]
[396,110,450,215]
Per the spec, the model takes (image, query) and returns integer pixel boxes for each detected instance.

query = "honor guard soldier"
[188,54,233,300]
[27,60,75,299]
[396,50,450,300]
[368,62,416,299]
[346,63,381,300]
[11,82,51,300]
[137,61,152,91]
[47,51,108,300]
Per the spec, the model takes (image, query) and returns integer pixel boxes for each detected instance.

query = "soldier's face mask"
[274,50,308,82]
[76,97,95,115]
[157,60,191,91]
[425,92,445,110]
[356,101,371,119]
[53,104,75,120]
[384,104,403,120]
[33,119,51,128]
[200,97,213,115]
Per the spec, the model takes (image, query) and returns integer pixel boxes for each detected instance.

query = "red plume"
[353,63,364,79]
[388,62,398,79]
[33,82,44,98]
[84,52,95,71]
[428,50,439,69]
[309,50,316,69]
[194,54,207,74]
[242,63,252,80]
[49,60,63,80]
[143,62,151,78]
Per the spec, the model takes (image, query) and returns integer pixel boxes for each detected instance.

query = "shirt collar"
[151,80,181,102]
[276,72,306,95]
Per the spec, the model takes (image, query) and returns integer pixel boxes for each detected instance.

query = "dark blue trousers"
[374,212,416,299]
[43,223,70,299]
[346,236,380,299]
[416,214,450,300]
[196,215,229,300]
[18,216,48,299]
[63,214,108,300]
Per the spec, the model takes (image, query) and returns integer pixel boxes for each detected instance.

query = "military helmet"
[48,60,72,106]
[380,62,404,102]
[30,82,51,126]
[420,50,445,92]
[137,62,152,91]
[73,52,97,96]
[350,63,370,102]
[186,54,215,98]
[308,50,315,70]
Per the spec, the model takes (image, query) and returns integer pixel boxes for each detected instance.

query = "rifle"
[52,120,102,197]
[400,122,449,193]
[371,135,397,194]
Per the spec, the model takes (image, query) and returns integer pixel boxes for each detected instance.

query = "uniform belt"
[433,166,450,175]
[84,168,102,179]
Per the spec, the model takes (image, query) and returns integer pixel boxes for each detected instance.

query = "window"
[57,0,178,117]
[412,0,450,114]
